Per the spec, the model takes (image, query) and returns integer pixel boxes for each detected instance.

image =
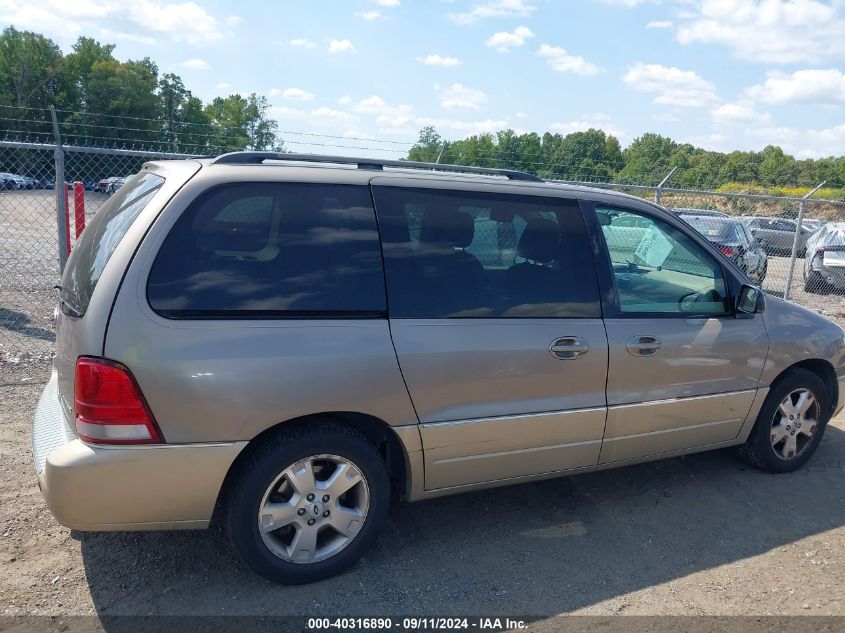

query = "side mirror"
[737,285,765,314]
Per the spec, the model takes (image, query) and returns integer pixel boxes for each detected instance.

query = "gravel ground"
[2,365,844,620]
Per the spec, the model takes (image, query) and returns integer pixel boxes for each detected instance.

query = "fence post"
[655,167,677,206]
[50,107,68,272]
[784,181,826,301]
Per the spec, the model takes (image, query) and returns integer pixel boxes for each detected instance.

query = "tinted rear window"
[62,172,165,315]
[147,183,385,318]
[685,217,734,240]
[373,187,600,318]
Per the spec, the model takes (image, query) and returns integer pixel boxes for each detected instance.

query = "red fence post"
[73,181,85,238]
[64,185,71,256]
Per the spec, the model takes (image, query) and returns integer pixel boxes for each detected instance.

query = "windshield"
[61,172,165,316]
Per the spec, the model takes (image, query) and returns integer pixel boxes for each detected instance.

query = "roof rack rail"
[210,151,544,183]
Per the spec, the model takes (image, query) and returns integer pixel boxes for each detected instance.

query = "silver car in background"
[804,222,845,293]
[32,152,845,585]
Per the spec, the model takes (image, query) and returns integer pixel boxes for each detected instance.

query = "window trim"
[144,181,387,321]
[579,199,741,320]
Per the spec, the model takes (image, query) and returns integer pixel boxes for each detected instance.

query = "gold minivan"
[34,152,845,583]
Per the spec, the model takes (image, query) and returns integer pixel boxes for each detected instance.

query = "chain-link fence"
[3,140,845,372]
[0,140,198,368]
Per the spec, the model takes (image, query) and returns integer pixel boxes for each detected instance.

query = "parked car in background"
[94,177,119,193]
[34,152,845,585]
[39,177,55,189]
[742,217,814,257]
[804,223,845,293]
[106,176,129,194]
[802,218,825,234]
[684,214,768,284]
[673,208,729,218]
[0,172,17,190]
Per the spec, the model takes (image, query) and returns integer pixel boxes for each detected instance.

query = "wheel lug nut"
[306,493,315,502]
[323,510,330,517]
[307,518,316,526]
[297,508,306,516]
[322,495,330,502]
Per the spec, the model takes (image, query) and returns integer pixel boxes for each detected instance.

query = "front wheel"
[739,368,829,473]
[226,423,390,584]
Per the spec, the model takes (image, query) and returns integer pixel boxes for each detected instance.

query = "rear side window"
[372,187,600,318]
[147,183,385,318]
[62,172,165,315]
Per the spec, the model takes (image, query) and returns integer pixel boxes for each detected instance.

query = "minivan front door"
[588,203,769,464]
[371,182,608,491]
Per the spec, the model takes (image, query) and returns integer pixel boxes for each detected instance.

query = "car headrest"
[517,218,560,264]
[420,208,475,249]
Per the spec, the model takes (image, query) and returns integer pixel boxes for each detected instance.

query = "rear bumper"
[33,371,246,531]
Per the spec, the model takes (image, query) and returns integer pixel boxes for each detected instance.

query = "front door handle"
[549,337,589,360]
[627,335,661,357]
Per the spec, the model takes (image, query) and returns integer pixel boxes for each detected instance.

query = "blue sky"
[3,0,845,158]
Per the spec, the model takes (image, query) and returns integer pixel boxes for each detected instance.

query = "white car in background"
[804,222,845,293]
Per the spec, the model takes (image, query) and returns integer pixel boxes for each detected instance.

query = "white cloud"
[354,96,416,132]
[711,101,770,124]
[746,69,845,104]
[676,0,845,64]
[357,10,382,20]
[646,20,672,28]
[516,111,528,119]
[268,88,282,97]
[485,26,534,52]
[551,113,625,138]
[281,87,316,101]
[416,54,463,66]
[181,58,210,70]
[0,0,225,45]
[448,0,536,25]
[652,112,681,123]
[537,44,601,75]
[339,96,353,105]
[126,0,223,45]
[270,106,359,128]
[99,27,157,45]
[746,123,845,158]
[328,39,357,54]
[216,82,232,91]
[622,62,719,107]
[416,117,511,136]
[436,83,488,110]
[375,0,400,5]
[597,0,653,5]
[290,37,317,48]
[226,15,243,25]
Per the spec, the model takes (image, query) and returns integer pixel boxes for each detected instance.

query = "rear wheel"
[739,368,829,473]
[226,423,390,584]
[804,270,827,294]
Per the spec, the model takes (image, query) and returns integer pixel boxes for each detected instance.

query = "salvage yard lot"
[1,364,843,618]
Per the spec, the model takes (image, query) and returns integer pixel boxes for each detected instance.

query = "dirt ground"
[1,363,844,622]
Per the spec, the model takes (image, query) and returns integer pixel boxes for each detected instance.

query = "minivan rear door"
[371,180,608,491]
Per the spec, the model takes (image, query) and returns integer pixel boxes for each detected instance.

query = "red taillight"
[718,246,736,256]
[74,357,164,444]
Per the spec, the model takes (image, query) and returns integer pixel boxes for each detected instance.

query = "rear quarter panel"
[104,165,419,443]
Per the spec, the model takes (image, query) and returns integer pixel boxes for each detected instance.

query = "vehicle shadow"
[77,425,845,619]
[0,307,55,342]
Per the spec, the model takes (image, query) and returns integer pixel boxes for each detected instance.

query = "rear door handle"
[549,337,589,360]
[627,335,661,357]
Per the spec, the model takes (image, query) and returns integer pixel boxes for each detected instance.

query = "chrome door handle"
[626,335,661,357]
[549,337,589,360]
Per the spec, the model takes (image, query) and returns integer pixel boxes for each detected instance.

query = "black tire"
[804,271,827,294]
[739,368,829,473]
[226,423,390,584]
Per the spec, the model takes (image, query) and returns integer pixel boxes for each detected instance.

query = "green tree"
[758,145,798,186]
[407,125,444,162]
[0,26,62,110]
[618,133,677,185]
[205,93,279,151]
